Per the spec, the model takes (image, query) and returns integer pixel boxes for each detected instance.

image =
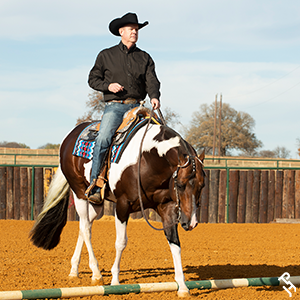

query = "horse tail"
[29,166,70,250]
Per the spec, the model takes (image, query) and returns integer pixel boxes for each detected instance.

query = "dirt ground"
[1,218,300,299]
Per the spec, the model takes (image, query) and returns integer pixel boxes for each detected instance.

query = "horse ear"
[198,150,205,162]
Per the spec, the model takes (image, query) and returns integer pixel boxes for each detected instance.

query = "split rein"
[137,108,202,231]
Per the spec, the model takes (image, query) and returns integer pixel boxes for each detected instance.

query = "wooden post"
[267,170,275,223]
[274,170,283,219]
[20,167,28,220]
[287,170,295,219]
[229,170,239,223]
[6,167,14,219]
[200,170,210,223]
[237,171,246,223]
[245,171,253,223]
[218,170,227,223]
[295,170,300,219]
[0,167,6,219]
[252,170,260,223]
[282,170,289,218]
[28,168,32,220]
[13,167,20,220]
[259,171,268,223]
[208,169,219,223]
[34,167,44,219]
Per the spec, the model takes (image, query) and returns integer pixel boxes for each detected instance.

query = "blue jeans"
[90,101,140,193]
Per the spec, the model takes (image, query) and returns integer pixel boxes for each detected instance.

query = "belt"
[109,98,141,104]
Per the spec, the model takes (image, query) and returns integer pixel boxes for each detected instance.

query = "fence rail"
[1,152,300,223]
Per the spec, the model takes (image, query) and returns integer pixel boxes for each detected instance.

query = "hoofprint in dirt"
[1,218,300,299]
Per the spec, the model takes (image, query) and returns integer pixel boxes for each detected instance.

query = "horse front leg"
[158,204,190,297]
[72,196,104,283]
[111,211,128,285]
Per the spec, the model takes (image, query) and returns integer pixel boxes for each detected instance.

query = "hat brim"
[109,19,148,36]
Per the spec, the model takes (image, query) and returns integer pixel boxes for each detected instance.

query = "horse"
[30,107,205,297]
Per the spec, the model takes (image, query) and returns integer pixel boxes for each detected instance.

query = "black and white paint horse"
[30,110,205,297]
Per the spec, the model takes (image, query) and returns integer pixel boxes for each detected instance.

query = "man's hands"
[108,83,124,93]
[109,83,160,110]
[151,98,160,110]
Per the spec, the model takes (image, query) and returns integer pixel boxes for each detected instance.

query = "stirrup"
[85,179,97,197]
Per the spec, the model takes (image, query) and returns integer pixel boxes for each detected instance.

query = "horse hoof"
[177,289,190,298]
[92,276,104,286]
[68,273,79,279]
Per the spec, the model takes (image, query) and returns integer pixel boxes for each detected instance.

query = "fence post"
[200,170,210,223]
[20,167,29,220]
[259,171,268,223]
[229,170,238,223]
[245,171,253,223]
[34,168,44,219]
[209,169,219,223]
[237,171,247,223]
[267,170,275,223]
[274,170,283,219]
[0,167,6,219]
[218,170,226,223]
[295,170,300,219]
[252,170,260,223]
[13,167,20,220]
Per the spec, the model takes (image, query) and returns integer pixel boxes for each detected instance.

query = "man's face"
[119,24,139,46]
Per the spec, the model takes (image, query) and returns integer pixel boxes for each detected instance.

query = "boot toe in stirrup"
[88,192,103,205]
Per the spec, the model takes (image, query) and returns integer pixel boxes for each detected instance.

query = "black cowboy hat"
[109,12,149,36]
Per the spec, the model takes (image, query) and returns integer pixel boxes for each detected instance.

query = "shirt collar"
[118,41,136,53]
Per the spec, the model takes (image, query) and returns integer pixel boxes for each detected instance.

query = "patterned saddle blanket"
[72,107,161,162]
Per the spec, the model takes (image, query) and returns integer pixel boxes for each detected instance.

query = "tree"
[257,150,275,158]
[77,91,180,127]
[161,106,180,128]
[185,102,262,156]
[38,143,60,150]
[273,146,291,159]
[76,91,105,125]
[0,141,30,149]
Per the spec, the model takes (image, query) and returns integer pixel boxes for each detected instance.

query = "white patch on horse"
[109,125,180,192]
[84,161,92,183]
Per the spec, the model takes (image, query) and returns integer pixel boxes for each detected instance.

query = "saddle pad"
[73,117,160,162]
[72,122,100,159]
[110,118,150,164]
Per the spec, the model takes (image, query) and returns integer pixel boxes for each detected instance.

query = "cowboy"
[87,12,161,204]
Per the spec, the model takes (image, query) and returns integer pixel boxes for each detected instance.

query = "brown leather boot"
[88,192,103,205]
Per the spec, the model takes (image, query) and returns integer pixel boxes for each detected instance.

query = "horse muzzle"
[180,211,198,231]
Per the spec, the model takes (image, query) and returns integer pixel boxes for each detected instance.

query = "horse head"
[170,144,205,231]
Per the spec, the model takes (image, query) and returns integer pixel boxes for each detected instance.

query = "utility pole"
[218,94,222,157]
[213,94,217,159]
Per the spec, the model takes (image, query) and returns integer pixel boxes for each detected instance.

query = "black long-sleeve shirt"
[88,42,161,102]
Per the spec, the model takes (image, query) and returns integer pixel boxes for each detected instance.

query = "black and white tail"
[30,166,70,250]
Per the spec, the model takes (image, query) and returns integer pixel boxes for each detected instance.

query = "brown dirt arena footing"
[1,218,300,299]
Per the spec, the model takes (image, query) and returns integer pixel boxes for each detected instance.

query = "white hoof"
[92,275,104,285]
[177,289,190,298]
[111,278,120,286]
[68,272,79,278]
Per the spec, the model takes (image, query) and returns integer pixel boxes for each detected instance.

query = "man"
[87,12,161,204]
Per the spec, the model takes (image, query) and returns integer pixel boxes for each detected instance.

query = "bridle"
[172,154,198,223]
[137,108,203,231]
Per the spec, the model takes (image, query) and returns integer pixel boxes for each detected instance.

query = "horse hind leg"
[71,196,104,283]
[111,212,128,285]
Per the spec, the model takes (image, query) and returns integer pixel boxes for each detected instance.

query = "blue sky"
[1,0,300,157]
